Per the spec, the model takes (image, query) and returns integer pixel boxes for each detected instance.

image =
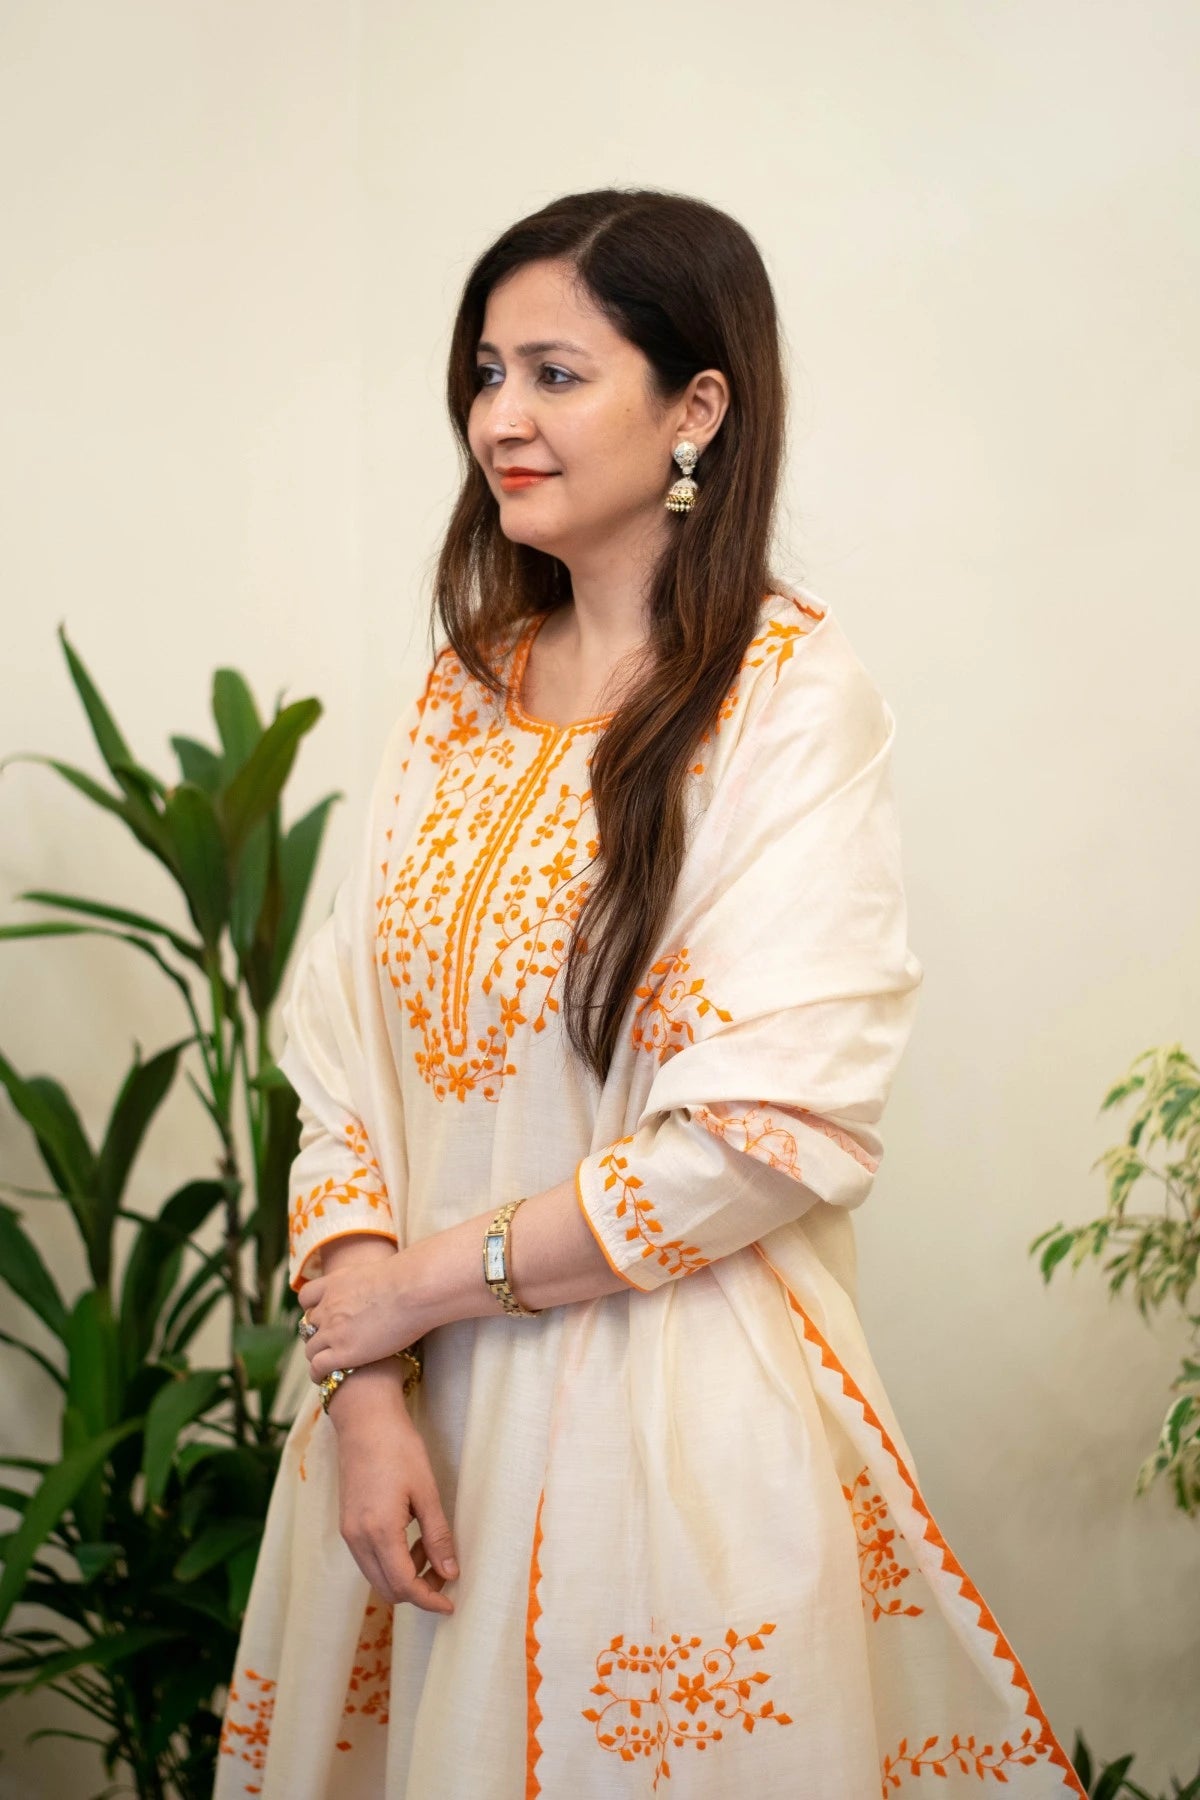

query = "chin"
[498,516,569,555]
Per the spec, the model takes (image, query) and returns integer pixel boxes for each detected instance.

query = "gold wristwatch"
[483,1197,542,1316]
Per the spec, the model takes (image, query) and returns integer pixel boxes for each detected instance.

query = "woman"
[217,188,1083,1798]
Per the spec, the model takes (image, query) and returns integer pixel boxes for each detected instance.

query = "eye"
[470,363,578,391]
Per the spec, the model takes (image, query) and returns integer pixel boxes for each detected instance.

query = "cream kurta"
[216,586,1084,1799]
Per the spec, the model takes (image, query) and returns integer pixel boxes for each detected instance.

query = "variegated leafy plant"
[1031,1043,1200,1518]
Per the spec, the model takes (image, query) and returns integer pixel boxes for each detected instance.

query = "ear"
[675,369,730,451]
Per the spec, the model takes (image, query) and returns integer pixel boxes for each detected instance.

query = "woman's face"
[468,257,719,564]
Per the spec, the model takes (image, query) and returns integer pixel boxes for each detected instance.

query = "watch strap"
[483,1197,542,1316]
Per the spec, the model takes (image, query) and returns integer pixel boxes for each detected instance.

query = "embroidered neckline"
[505,613,616,737]
[503,589,827,740]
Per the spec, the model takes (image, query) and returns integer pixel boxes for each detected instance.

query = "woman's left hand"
[297,1249,421,1383]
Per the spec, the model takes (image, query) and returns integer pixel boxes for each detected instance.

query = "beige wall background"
[1,2,1197,1793]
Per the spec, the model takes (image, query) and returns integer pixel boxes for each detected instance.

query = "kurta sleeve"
[574,627,924,1292]
[278,670,433,1293]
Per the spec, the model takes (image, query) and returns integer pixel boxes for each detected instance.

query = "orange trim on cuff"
[289,1226,399,1293]
[573,1158,652,1293]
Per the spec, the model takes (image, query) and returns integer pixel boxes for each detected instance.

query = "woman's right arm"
[277,654,459,1613]
[319,1231,459,1615]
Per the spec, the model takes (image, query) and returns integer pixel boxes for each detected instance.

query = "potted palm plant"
[0,629,338,1798]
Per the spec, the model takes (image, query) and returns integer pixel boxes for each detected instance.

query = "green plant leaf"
[0,922,203,1038]
[65,1291,121,1440]
[268,792,340,996]
[1035,1231,1075,1283]
[142,1370,224,1508]
[249,1060,292,1092]
[225,1540,259,1618]
[0,1419,141,1634]
[111,756,167,801]
[232,1322,296,1391]
[54,619,172,856]
[95,1041,187,1241]
[145,1652,228,1758]
[55,626,137,785]
[55,627,174,860]
[173,1516,260,1583]
[161,1285,225,1359]
[23,1726,112,1750]
[0,1623,180,1695]
[1092,1755,1136,1800]
[0,1202,71,1340]
[58,1400,105,1543]
[16,890,205,969]
[0,1328,64,1387]
[256,1081,300,1279]
[163,784,231,947]
[218,699,322,860]
[171,734,223,794]
[229,815,272,964]
[159,1239,227,1354]
[212,669,264,780]
[0,1051,95,1204]
[73,1542,121,1582]
[0,753,171,866]
[118,1179,225,1376]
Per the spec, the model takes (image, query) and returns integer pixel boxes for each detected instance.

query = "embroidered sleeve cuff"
[287,1112,399,1292]
[574,1101,884,1294]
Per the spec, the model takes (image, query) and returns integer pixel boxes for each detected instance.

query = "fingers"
[343,1527,452,1616]
[404,1534,454,1614]
[341,1519,457,1616]
[411,1482,459,1588]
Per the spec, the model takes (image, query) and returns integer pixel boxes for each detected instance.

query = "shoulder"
[703,584,895,818]
[701,583,889,766]
[763,584,888,728]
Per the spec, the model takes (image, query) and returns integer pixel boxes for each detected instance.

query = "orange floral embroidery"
[881,1726,1067,1792]
[218,1665,276,1792]
[691,1101,805,1176]
[287,1117,391,1255]
[582,1623,793,1789]
[752,1243,1088,1800]
[693,1101,880,1177]
[690,598,826,775]
[599,1138,709,1276]
[631,947,733,1064]
[843,1466,923,1621]
[336,1598,392,1748]
[378,646,601,1104]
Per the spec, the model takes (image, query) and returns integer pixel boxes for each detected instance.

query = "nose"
[478,379,536,449]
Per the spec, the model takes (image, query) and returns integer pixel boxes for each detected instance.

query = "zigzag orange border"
[525,1487,546,1797]
[751,1243,1086,1797]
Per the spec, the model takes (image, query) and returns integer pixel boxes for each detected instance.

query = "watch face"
[484,1234,506,1284]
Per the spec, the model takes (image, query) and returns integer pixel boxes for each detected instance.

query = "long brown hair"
[431,186,791,1086]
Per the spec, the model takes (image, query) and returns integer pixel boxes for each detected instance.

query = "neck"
[556,509,671,657]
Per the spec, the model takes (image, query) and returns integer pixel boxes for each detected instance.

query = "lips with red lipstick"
[498,466,559,490]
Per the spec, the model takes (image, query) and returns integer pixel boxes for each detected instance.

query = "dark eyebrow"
[476,338,593,359]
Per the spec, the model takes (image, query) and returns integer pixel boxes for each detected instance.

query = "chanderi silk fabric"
[216,585,1083,1798]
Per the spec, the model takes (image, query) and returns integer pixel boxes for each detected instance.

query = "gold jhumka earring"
[664,440,700,513]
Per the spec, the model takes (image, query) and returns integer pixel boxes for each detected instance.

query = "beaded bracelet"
[319,1340,424,1414]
